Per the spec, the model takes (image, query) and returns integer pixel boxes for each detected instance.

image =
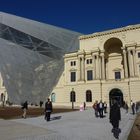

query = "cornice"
[64,52,77,58]
[125,43,137,48]
[79,24,140,40]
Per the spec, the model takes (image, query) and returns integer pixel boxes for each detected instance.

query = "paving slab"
[0,108,135,140]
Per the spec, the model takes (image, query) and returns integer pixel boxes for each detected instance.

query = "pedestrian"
[83,102,86,110]
[131,100,135,115]
[92,100,99,117]
[39,101,44,108]
[104,101,107,113]
[21,101,28,119]
[109,99,121,139]
[98,100,104,118]
[45,98,53,121]
[124,101,129,113]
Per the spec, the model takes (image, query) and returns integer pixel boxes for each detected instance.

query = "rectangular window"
[73,61,76,66]
[71,72,76,82]
[138,52,140,58]
[86,59,89,64]
[90,59,92,64]
[115,71,121,80]
[70,61,76,66]
[87,70,93,80]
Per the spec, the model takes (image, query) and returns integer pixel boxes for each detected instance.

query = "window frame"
[70,71,76,82]
[87,70,93,81]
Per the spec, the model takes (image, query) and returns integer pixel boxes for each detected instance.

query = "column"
[99,56,101,79]
[123,49,128,78]
[101,54,105,79]
[64,59,67,83]
[81,56,85,81]
[128,50,133,77]
[131,50,135,77]
[132,49,137,76]
[96,54,99,79]
[92,54,96,80]
[77,57,81,81]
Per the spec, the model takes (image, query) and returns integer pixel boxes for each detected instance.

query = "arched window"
[86,90,92,102]
[51,93,55,102]
[70,91,76,102]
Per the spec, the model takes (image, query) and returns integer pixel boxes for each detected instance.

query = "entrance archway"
[104,38,123,80]
[109,88,124,107]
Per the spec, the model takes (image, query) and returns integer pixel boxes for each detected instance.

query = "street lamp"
[128,79,131,106]
[100,79,102,100]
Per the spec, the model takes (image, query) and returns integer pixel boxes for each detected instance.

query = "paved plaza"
[0,108,135,140]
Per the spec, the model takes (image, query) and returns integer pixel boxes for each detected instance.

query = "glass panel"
[71,72,76,82]
[87,70,93,80]
[115,71,121,80]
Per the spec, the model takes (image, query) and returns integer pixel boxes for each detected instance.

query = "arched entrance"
[109,88,124,107]
[104,38,123,80]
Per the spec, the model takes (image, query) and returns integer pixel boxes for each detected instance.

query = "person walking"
[21,101,28,119]
[104,101,107,114]
[39,101,44,108]
[131,100,135,115]
[109,99,121,139]
[92,100,99,117]
[124,101,129,113]
[45,98,53,121]
[83,102,86,110]
[98,100,104,118]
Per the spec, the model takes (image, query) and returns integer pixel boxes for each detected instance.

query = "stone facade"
[52,24,140,107]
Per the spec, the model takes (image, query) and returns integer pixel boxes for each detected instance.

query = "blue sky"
[0,0,140,34]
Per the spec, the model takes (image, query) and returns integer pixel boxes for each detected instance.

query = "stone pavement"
[0,108,136,140]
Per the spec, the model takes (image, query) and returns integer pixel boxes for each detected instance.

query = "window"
[86,59,92,64]
[90,59,92,64]
[87,70,93,80]
[70,61,76,66]
[86,59,89,64]
[71,72,76,82]
[138,52,140,58]
[73,61,76,66]
[86,90,92,102]
[115,71,121,80]
[70,91,76,102]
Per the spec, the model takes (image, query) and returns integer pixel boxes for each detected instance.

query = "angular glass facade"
[0,12,82,104]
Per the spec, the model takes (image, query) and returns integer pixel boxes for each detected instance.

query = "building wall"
[52,25,140,107]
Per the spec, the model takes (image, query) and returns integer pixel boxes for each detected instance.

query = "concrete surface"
[0,108,136,140]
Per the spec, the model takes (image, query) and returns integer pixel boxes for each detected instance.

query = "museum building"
[52,24,140,107]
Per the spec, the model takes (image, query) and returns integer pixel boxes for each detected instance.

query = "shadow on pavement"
[50,116,62,121]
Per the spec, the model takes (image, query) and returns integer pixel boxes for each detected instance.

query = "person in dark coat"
[98,100,104,118]
[45,98,53,121]
[109,99,121,139]
[131,100,135,115]
[21,101,28,119]
[83,102,86,110]
[39,101,44,108]
[92,100,99,117]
